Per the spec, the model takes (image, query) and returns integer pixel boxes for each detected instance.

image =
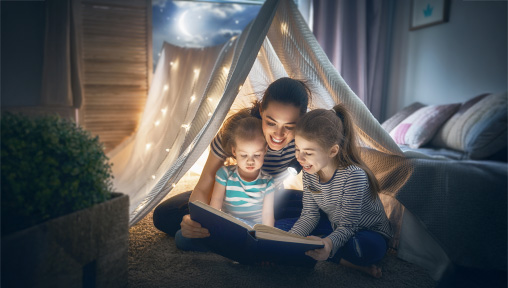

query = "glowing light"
[223,67,229,75]
[163,84,169,91]
[190,95,196,103]
[161,108,167,115]
[182,124,191,132]
[207,97,213,102]
[194,69,199,74]
[166,148,170,152]
[170,61,174,66]
[281,22,288,34]
[146,143,152,151]
[155,120,160,126]
[235,20,239,24]
[238,85,243,91]
[208,112,212,117]
[172,183,176,188]
[151,175,156,179]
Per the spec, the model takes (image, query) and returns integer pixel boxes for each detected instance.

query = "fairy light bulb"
[151,175,156,180]
[182,124,190,132]
[281,22,288,34]
[155,120,160,126]
[146,143,152,151]
[172,183,176,188]
[161,108,167,115]
[163,84,169,91]
[190,95,196,103]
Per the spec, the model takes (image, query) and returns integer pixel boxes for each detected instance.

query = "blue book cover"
[189,201,324,266]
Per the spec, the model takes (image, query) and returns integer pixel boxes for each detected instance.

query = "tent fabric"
[108,0,507,277]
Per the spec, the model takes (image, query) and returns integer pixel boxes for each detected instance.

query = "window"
[152,0,263,69]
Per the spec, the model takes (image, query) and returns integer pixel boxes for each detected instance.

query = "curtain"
[312,0,395,121]
[40,0,83,109]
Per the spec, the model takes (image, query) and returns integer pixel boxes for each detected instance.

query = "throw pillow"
[453,92,507,159]
[432,93,490,148]
[389,103,460,149]
[381,102,426,133]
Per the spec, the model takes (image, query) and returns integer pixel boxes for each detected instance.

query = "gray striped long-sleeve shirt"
[289,165,392,258]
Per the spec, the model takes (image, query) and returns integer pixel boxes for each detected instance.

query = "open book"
[189,200,324,266]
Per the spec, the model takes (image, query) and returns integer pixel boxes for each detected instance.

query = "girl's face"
[260,101,301,150]
[295,135,338,178]
[232,135,267,180]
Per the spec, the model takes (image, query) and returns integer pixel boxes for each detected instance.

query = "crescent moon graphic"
[178,10,192,37]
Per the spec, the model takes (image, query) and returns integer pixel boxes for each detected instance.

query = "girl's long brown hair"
[295,104,380,197]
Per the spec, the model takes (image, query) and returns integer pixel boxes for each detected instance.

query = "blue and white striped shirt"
[215,165,274,224]
[211,133,295,187]
[289,165,392,257]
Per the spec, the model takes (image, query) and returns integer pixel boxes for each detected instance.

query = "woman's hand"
[305,236,333,261]
[180,214,210,238]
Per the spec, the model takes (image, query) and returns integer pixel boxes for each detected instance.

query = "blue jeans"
[175,227,387,266]
[271,218,387,266]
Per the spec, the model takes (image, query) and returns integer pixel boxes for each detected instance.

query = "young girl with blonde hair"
[289,104,392,278]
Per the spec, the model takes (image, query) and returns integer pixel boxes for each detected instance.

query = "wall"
[387,0,507,118]
[1,1,46,107]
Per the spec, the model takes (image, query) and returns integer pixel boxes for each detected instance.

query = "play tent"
[108,0,506,280]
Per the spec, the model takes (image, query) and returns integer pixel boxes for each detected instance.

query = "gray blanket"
[367,147,507,271]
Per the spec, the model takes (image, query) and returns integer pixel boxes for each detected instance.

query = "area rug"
[128,174,437,288]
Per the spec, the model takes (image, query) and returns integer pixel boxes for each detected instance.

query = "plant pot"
[1,192,129,288]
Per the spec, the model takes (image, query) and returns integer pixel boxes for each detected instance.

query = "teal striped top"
[215,165,274,224]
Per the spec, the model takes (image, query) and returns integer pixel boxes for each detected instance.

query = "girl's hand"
[305,236,333,261]
[180,214,210,238]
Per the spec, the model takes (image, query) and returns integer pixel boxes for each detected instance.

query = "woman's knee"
[152,191,191,236]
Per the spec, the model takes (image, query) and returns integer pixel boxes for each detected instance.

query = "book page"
[254,231,324,245]
[191,201,253,230]
[253,224,315,240]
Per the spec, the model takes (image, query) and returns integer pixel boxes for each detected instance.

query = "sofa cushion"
[381,102,426,133]
[389,104,460,149]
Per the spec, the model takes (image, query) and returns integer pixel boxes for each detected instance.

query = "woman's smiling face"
[260,101,301,150]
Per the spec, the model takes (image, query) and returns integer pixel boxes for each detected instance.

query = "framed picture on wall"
[410,0,450,30]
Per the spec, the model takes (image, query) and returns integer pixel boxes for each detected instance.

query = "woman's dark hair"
[251,77,311,118]
[295,104,380,197]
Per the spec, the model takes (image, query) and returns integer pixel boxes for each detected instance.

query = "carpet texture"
[128,175,437,288]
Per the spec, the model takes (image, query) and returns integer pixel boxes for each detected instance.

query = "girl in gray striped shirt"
[289,104,392,278]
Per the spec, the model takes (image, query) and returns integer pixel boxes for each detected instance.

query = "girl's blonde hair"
[295,104,380,196]
[220,111,265,159]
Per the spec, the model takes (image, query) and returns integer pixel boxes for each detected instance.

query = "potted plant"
[1,113,129,288]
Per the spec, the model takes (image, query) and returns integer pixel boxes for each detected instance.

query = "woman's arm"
[209,182,226,211]
[180,151,224,238]
[189,151,224,203]
[261,191,275,226]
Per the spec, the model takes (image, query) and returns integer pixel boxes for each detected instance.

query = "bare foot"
[365,265,382,278]
[340,259,383,278]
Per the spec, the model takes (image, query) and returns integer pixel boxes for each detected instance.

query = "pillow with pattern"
[389,104,460,149]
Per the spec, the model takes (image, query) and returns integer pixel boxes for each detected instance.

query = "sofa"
[379,92,507,280]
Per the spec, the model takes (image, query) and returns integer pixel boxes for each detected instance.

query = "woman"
[153,77,330,241]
